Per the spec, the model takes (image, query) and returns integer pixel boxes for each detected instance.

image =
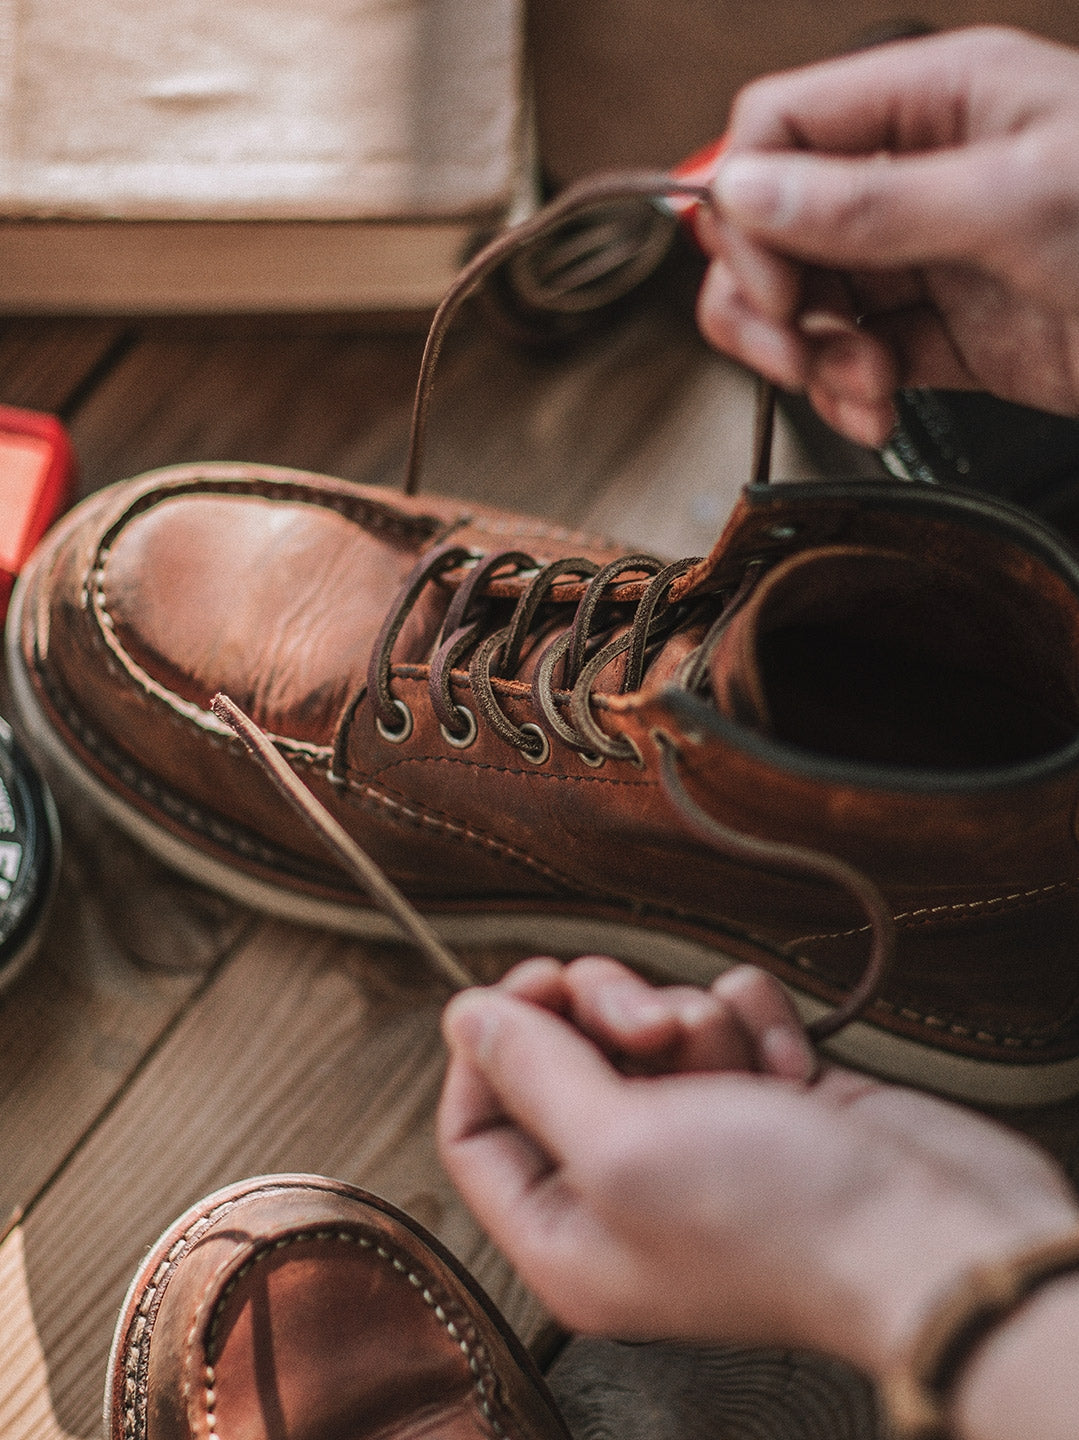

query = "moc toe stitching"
[108,1175,569,1440]
[196,1228,509,1435]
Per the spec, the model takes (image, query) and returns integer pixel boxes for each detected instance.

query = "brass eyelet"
[440,705,478,749]
[376,698,413,744]
[519,722,551,766]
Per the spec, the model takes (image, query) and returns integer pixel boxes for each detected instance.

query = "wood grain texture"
[6,918,546,1439]
[0,319,130,416]
[61,296,825,533]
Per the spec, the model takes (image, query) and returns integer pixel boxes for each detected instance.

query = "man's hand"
[437,957,1078,1380]
[695,27,1079,445]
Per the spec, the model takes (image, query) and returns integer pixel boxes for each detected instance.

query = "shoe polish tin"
[0,713,58,989]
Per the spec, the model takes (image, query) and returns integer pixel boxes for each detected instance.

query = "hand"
[694,26,1079,446]
[437,957,1078,1381]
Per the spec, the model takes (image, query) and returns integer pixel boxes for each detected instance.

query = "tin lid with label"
[0,712,58,989]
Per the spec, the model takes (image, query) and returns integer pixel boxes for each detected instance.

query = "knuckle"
[805,162,895,249]
[726,75,787,144]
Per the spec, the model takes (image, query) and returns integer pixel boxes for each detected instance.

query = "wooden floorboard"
[0,320,132,417]
[2,920,547,1439]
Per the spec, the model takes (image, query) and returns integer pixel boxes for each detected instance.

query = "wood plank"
[0,789,251,1228]
[63,318,431,495]
[61,295,829,546]
[0,319,131,417]
[0,918,547,1440]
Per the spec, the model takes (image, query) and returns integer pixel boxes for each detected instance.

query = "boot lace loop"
[369,544,714,763]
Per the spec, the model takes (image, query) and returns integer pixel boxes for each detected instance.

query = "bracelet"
[881,1223,1079,1439]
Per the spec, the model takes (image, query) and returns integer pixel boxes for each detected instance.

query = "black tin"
[0,712,58,989]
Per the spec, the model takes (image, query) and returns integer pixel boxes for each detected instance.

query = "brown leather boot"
[10,180,1079,1109]
[104,1174,569,1440]
[11,433,1079,1108]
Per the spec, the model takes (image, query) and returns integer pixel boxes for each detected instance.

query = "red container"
[0,406,76,618]
[666,133,728,244]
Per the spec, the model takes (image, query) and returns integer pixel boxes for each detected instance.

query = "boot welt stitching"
[44,652,1066,1047]
[200,1229,506,1440]
[33,656,593,890]
[46,596,1073,1049]
[121,1196,245,1440]
[792,877,1079,947]
[370,751,652,789]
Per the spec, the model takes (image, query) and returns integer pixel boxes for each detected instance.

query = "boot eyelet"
[579,749,606,768]
[376,698,413,743]
[519,723,551,766]
[440,705,478,749]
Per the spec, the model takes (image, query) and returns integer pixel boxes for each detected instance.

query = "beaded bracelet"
[881,1224,1079,1439]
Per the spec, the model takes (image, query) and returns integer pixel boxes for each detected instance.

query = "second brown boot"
[105,1174,569,1440]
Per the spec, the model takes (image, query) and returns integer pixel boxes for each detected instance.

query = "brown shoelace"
[210,172,893,1048]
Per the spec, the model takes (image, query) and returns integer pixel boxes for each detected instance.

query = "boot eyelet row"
[376,699,414,744]
[440,705,478,749]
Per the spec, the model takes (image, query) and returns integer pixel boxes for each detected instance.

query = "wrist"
[951,1267,1079,1440]
[811,1174,1079,1385]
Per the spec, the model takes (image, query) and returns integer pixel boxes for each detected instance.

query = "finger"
[664,993,757,1073]
[723,28,1025,155]
[698,211,804,325]
[798,267,860,340]
[808,329,898,407]
[805,387,897,450]
[441,986,620,1159]
[560,955,683,1051]
[712,967,816,1082]
[804,303,977,436]
[559,956,759,1074]
[436,1050,562,1231]
[868,303,979,390]
[712,141,1034,274]
[697,259,808,389]
[497,955,570,1010]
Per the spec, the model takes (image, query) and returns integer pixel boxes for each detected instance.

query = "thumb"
[713,143,1021,271]
[441,987,619,1156]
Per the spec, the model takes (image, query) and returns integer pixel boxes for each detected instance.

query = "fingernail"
[760,1025,815,1083]
[799,308,859,338]
[600,986,669,1033]
[443,990,500,1061]
[715,156,794,229]
[677,992,720,1028]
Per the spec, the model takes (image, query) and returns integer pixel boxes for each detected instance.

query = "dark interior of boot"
[760,625,1075,768]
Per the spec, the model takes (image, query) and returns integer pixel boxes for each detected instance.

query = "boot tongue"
[705,544,1079,768]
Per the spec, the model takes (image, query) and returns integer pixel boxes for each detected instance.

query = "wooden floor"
[0,291,881,1440]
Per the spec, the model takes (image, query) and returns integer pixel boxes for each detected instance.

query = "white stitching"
[120,1209,508,1440]
[202,1228,506,1437]
[791,878,1079,946]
